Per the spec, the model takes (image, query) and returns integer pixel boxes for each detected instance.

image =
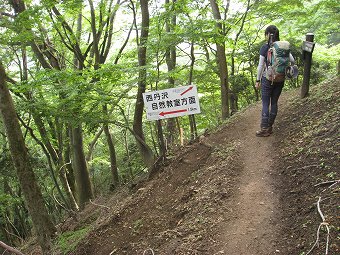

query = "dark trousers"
[260,78,284,128]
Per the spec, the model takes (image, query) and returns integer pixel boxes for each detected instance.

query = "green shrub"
[55,226,92,254]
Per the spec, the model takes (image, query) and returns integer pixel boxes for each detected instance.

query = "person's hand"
[255,81,261,89]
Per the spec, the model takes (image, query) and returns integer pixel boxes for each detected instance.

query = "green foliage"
[0,150,15,177]
[229,74,250,94]
[55,226,92,254]
[0,194,18,214]
[0,0,339,248]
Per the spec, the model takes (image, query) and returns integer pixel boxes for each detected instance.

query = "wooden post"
[157,120,166,159]
[301,33,315,98]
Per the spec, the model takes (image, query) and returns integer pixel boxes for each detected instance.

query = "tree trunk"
[165,0,178,148]
[0,63,56,254]
[68,10,93,209]
[188,41,198,140]
[133,0,155,168]
[58,162,79,211]
[64,141,76,196]
[71,126,93,209]
[103,123,120,189]
[229,0,250,114]
[156,120,166,158]
[89,0,122,187]
[210,0,229,120]
[229,89,238,115]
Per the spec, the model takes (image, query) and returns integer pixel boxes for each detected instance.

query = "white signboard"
[302,41,315,53]
[143,85,201,121]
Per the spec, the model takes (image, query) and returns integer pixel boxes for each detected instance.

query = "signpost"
[302,40,315,53]
[301,33,315,98]
[143,85,201,121]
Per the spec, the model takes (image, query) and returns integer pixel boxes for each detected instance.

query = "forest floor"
[23,77,339,255]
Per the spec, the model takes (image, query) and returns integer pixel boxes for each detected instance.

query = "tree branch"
[86,127,104,162]
[51,6,85,66]
[114,21,134,64]
[0,241,26,255]
[102,0,123,62]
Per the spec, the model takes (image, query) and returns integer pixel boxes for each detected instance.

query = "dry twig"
[295,164,320,171]
[89,199,110,210]
[143,248,155,255]
[314,179,339,187]
[305,197,330,255]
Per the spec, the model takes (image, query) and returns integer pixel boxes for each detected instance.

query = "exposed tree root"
[305,197,330,255]
[0,241,26,255]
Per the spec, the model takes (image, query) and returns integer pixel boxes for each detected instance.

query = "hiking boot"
[268,126,273,134]
[256,128,271,137]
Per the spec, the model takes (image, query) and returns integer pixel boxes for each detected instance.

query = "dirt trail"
[213,105,282,255]
[70,102,284,255]
[67,100,290,255]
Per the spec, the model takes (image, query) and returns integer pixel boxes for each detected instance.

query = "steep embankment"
[272,77,339,254]
[22,77,339,255]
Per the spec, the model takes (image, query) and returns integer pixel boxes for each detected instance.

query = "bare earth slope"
[69,102,279,254]
[69,77,339,255]
[23,77,339,255]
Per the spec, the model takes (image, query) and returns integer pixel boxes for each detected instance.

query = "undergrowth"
[54,226,92,255]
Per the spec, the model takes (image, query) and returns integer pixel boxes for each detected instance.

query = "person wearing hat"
[255,25,295,137]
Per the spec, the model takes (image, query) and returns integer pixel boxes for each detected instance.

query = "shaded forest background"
[0,0,339,253]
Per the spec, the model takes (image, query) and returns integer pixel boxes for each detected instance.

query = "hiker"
[255,25,295,137]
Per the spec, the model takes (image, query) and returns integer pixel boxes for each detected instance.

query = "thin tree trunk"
[89,0,123,188]
[249,57,259,101]
[188,41,198,140]
[122,125,133,181]
[103,123,119,189]
[0,63,56,254]
[230,0,250,114]
[86,127,104,162]
[55,122,79,211]
[133,0,155,168]
[71,126,93,209]
[165,0,178,148]
[64,140,76,195]
[210,0,229,120]
[58,160,79,211]
[69,10,93,209]
[156,120,166,158]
